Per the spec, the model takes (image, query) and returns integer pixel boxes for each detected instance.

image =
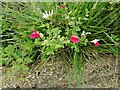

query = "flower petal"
[81,30,85,36]
[30,30,40,39]
[30,34,35,39]
[86,32,91,35]
[94,42,100,47]
[70,35,79,43]
[91,39,99,43]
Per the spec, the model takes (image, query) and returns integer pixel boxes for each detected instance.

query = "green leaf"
[51,28,61,35]
[40,24,46,27]
[60,37,65,42]
[40,23,49,28]
[12,52,19,59]
[51,40,57,47]
[84,39,88,46]
[24,57,33,64]
[34,39,41,45]
[68,21,75,26]
[46,47,54,55]
[55,44,62,49]
[41,40,49,46]
[64,40,70,44]
[75,46,79,52]
[16,58,23,64]
[4,45,14,55]
[73,26,80,31]
[65,15,70,20]
[22,65,29,71]
[71,17,75,20]
[11,64,21,72]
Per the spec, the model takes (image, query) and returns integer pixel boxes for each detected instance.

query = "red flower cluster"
[29,29,100,47]
[70,34,100,47]
[70,35,79,43]
[29,30,40,39]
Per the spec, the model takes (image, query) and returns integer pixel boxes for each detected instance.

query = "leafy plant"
[1,2,120,86]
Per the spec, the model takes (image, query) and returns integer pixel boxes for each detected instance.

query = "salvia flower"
[91,39,100,47]
[29,30,40,39]
[81,30,91,38]
[61,5,65,9]
[81,30,85,38]
[70,35,79,43]
[42,9,53,19]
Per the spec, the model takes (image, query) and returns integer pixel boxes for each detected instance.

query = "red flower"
[94,42,100,47]
[91,39,100,47]
[70,35,79,43]
[61,5,65,9]
[34,31,40,38]
[29,30,40,39]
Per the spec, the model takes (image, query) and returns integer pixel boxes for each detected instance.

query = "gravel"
[2,55,119,88]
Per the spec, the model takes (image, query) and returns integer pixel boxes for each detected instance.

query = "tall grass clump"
[1,2,120,86]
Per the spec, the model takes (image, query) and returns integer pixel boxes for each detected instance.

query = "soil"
[1,54,120,88]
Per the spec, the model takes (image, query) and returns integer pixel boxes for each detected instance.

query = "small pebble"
[59,77,62,81]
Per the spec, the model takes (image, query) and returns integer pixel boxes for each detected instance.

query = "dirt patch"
[83,54,119,88]
[2,54,119,88]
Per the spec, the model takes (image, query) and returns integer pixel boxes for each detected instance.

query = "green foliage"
[1,2,120,81]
